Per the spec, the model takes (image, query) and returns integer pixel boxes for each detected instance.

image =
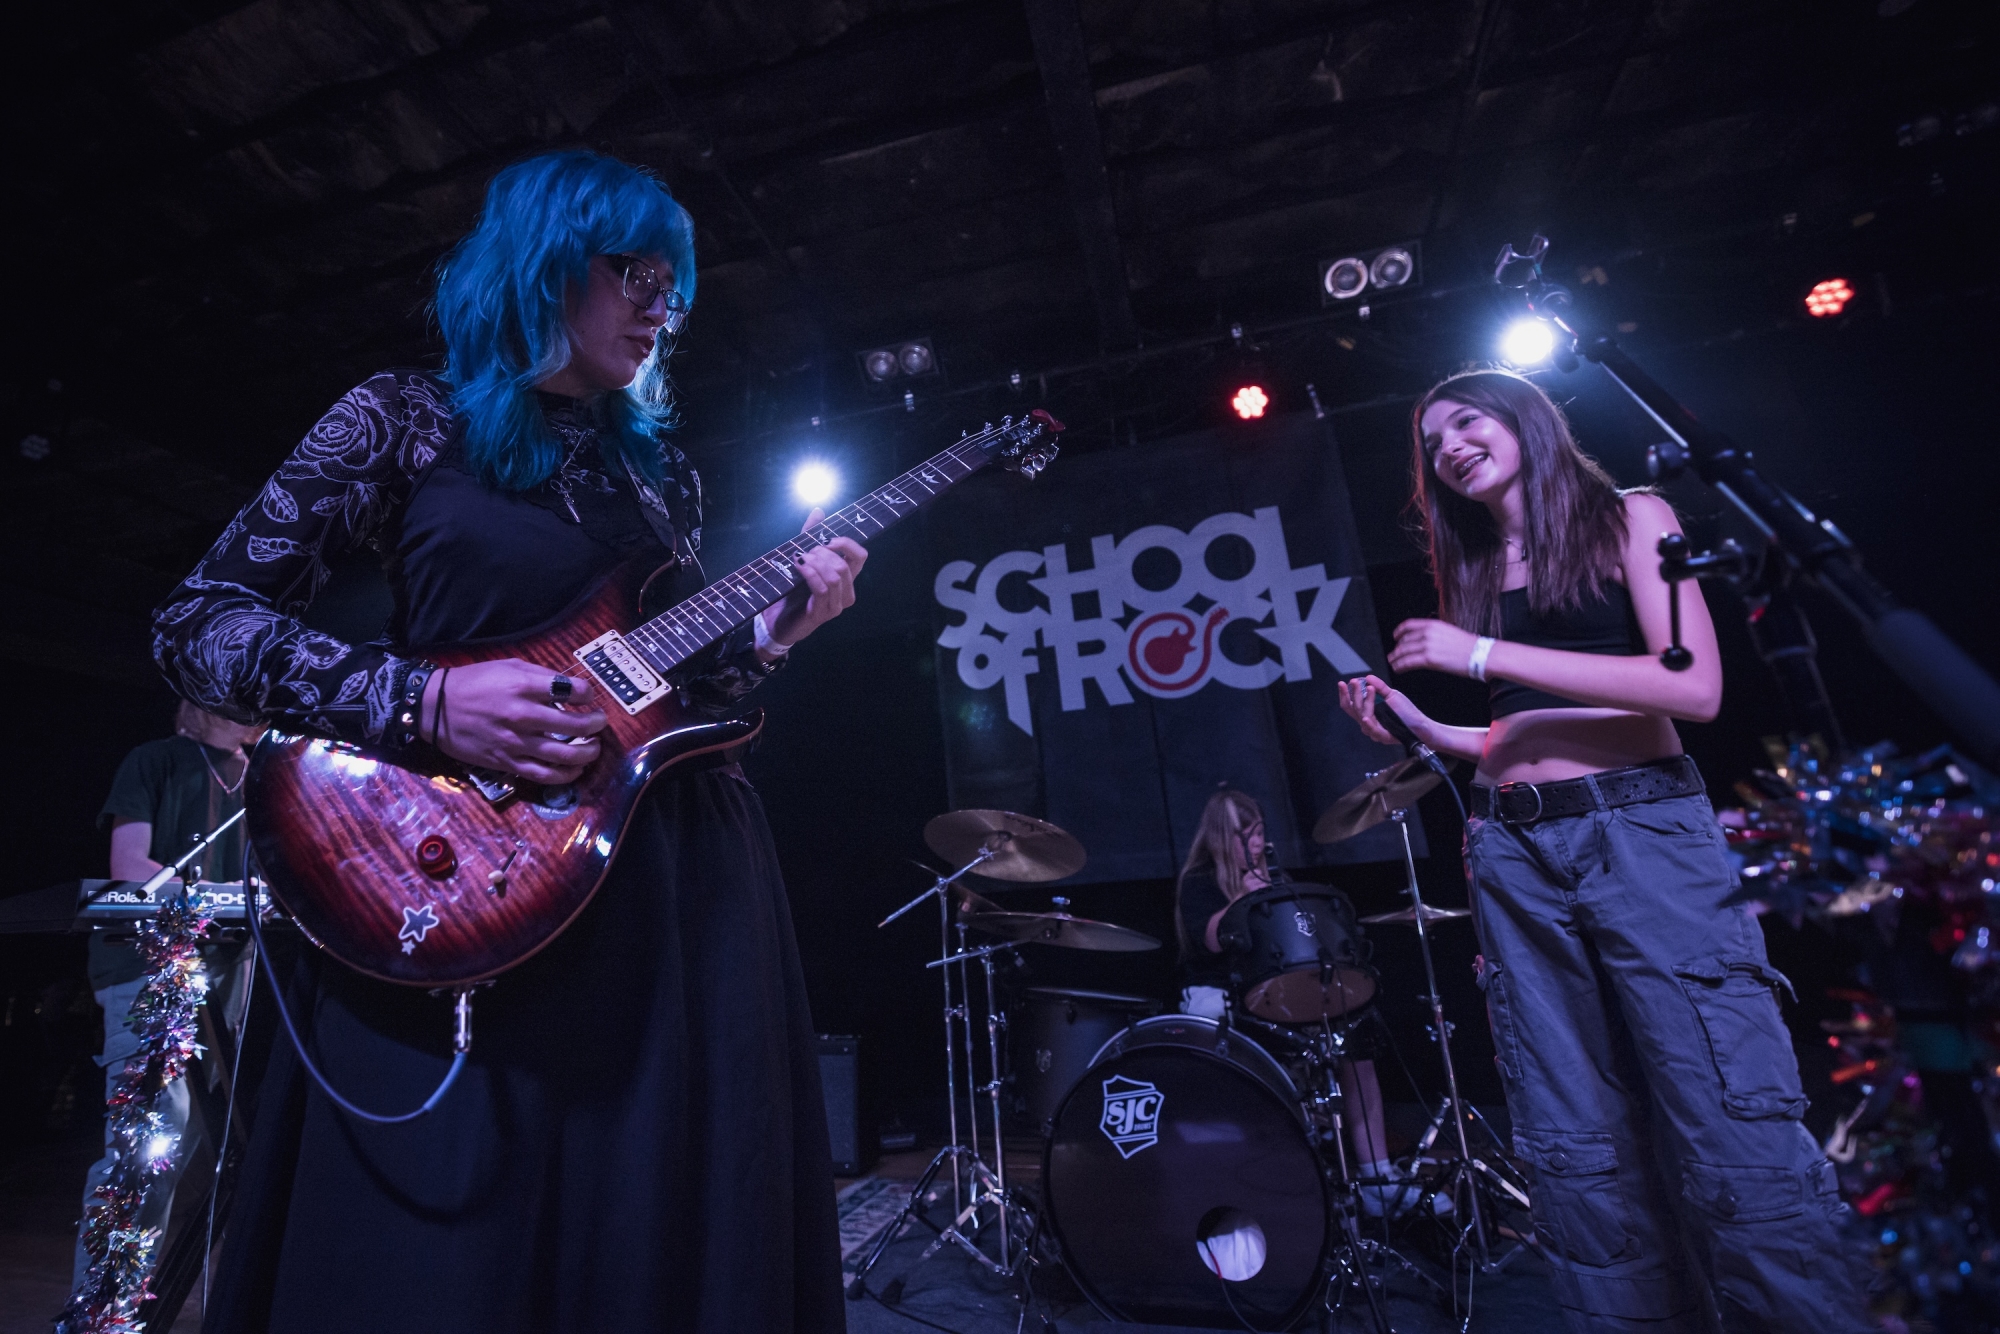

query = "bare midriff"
[1474,707,1683,788]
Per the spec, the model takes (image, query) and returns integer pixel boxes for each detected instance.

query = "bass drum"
[1041,1015,1329,1328]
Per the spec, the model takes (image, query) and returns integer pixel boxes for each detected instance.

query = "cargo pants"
[1465,784,1874,1333]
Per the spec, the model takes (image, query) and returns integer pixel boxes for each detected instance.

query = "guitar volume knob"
[415,836,456,879]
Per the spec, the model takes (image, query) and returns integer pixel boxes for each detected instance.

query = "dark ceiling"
[4,0,1997,687]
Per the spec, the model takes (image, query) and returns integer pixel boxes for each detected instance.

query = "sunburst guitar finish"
[246,411,1063,987]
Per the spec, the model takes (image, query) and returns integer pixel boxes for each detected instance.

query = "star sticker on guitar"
[399,903,440,954]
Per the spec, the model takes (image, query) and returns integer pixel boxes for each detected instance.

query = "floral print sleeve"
[152,371,452,744]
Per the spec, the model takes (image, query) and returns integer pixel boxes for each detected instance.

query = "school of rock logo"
[1099,1075,1164,1158]
[934,507,1367,735]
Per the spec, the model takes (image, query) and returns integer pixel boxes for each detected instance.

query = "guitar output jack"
[415,835,457,878]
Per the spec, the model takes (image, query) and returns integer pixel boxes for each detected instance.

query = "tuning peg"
[984,422,992,431]
[1002,415,1014,428]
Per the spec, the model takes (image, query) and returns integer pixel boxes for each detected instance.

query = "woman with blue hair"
[154,150,861,1332]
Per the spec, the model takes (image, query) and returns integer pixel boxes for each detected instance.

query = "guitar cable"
[242,845,469,1123]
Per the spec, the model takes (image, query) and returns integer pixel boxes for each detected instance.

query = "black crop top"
[1488,582,1646,717]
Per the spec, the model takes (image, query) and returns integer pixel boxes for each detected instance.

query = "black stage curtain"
[923,411,1424,883]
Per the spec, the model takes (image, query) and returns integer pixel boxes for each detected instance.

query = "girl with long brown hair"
[1338,370,1868,1331]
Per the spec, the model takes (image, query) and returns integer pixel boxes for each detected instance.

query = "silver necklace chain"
[192,739,247,795]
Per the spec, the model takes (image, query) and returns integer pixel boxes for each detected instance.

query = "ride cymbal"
[964,911,1159,952]
[1312,757,1444,844]
[924,809,1087,882]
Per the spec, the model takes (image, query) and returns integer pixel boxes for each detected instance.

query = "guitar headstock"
[978,408,1065,478]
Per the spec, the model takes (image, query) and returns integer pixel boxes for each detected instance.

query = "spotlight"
[791,461,838,507]
[857,337,938,383]
[1231,385,1270,420]
[1319,241,1423,306]
[1499,319,1557,367]
[1805,278,1854,317]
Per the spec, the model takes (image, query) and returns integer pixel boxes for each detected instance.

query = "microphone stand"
[1496,235,2000,769]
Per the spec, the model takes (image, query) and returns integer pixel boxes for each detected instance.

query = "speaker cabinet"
[816,1034,873,1175]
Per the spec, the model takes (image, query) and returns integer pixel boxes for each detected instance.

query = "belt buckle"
[1496,781,1544,825]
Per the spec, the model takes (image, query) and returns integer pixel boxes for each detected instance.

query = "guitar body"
[246,555,761,988]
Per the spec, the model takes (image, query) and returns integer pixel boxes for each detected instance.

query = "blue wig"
[434,150,697,491]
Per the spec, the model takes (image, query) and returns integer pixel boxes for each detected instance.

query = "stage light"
[1499,319,1556,367]
[791,461,838,507]
[1369,247,1415,289]
[1231,385,1269,420]
[858,337,938,383]
[1805,278,1854,317]
[1321,257,1369,301]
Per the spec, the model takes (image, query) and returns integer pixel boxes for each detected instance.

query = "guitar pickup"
[575,631,672,714]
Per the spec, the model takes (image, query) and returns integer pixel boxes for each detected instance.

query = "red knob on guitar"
[415,836,457,879]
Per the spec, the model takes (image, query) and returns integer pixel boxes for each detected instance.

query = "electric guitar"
[246,410,1063,986]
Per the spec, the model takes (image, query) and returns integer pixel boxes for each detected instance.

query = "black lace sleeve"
[152,372,452,744]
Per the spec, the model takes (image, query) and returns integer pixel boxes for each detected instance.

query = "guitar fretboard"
[616,424,1014,674]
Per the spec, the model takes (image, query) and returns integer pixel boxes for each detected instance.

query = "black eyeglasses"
[607,254,689,334]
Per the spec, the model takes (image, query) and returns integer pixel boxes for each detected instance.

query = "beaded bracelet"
[386,660,439,750]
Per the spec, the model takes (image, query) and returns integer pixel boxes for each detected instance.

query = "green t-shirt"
[89,736,247,988]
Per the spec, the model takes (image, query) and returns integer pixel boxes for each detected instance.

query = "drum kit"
[848,761,1533,1332]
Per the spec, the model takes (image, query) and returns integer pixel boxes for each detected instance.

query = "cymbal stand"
[1387,806,1520,1306]
[855,853,1033,1297]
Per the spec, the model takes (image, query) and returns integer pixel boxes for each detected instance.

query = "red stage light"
[1231,385,1269,419]
[1805,278,1854,318]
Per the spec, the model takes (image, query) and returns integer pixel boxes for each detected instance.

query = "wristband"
[754,610,792,657]
[1467,636,1496,682]
[386,660,439,750]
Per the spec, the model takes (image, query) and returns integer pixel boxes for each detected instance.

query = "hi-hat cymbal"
[1312,758,1444,844]
[924,810,1087,883]
[964,911,1159,952]
[1359,904,1473,927]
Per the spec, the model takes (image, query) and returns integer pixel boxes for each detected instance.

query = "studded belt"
[1470,755,1704,825]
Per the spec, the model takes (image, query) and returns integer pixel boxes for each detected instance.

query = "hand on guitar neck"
[419,660,609,786]
[757,506,868,657]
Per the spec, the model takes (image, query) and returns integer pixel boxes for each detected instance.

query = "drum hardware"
[1333,804,1524,1289]
[854,811,1095,1304]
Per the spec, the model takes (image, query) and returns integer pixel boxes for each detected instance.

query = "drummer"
[1175,788,1441,1218]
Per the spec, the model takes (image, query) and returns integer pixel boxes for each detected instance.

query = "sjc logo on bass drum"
[1100,1075,1164,1159]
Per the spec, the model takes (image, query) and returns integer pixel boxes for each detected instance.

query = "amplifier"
[816,1034,873,1176]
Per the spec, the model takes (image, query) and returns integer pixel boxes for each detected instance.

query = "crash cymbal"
[1359,904,1473,927]
[964,911,1159,952]
[1312,757,1444,844]
[924,809,1087,883]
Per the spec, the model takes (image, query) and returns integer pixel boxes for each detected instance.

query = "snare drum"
[1218,884,1376,1023]
[1041,1015,1330,1328]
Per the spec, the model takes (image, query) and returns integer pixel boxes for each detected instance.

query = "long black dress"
[153,371,845,1333]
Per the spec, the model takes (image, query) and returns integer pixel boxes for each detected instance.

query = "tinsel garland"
[55,885,216,1334]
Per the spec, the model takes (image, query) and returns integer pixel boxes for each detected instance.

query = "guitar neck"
[619,424,1011,674]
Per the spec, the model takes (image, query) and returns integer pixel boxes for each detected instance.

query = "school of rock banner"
[925,411,1423,884]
